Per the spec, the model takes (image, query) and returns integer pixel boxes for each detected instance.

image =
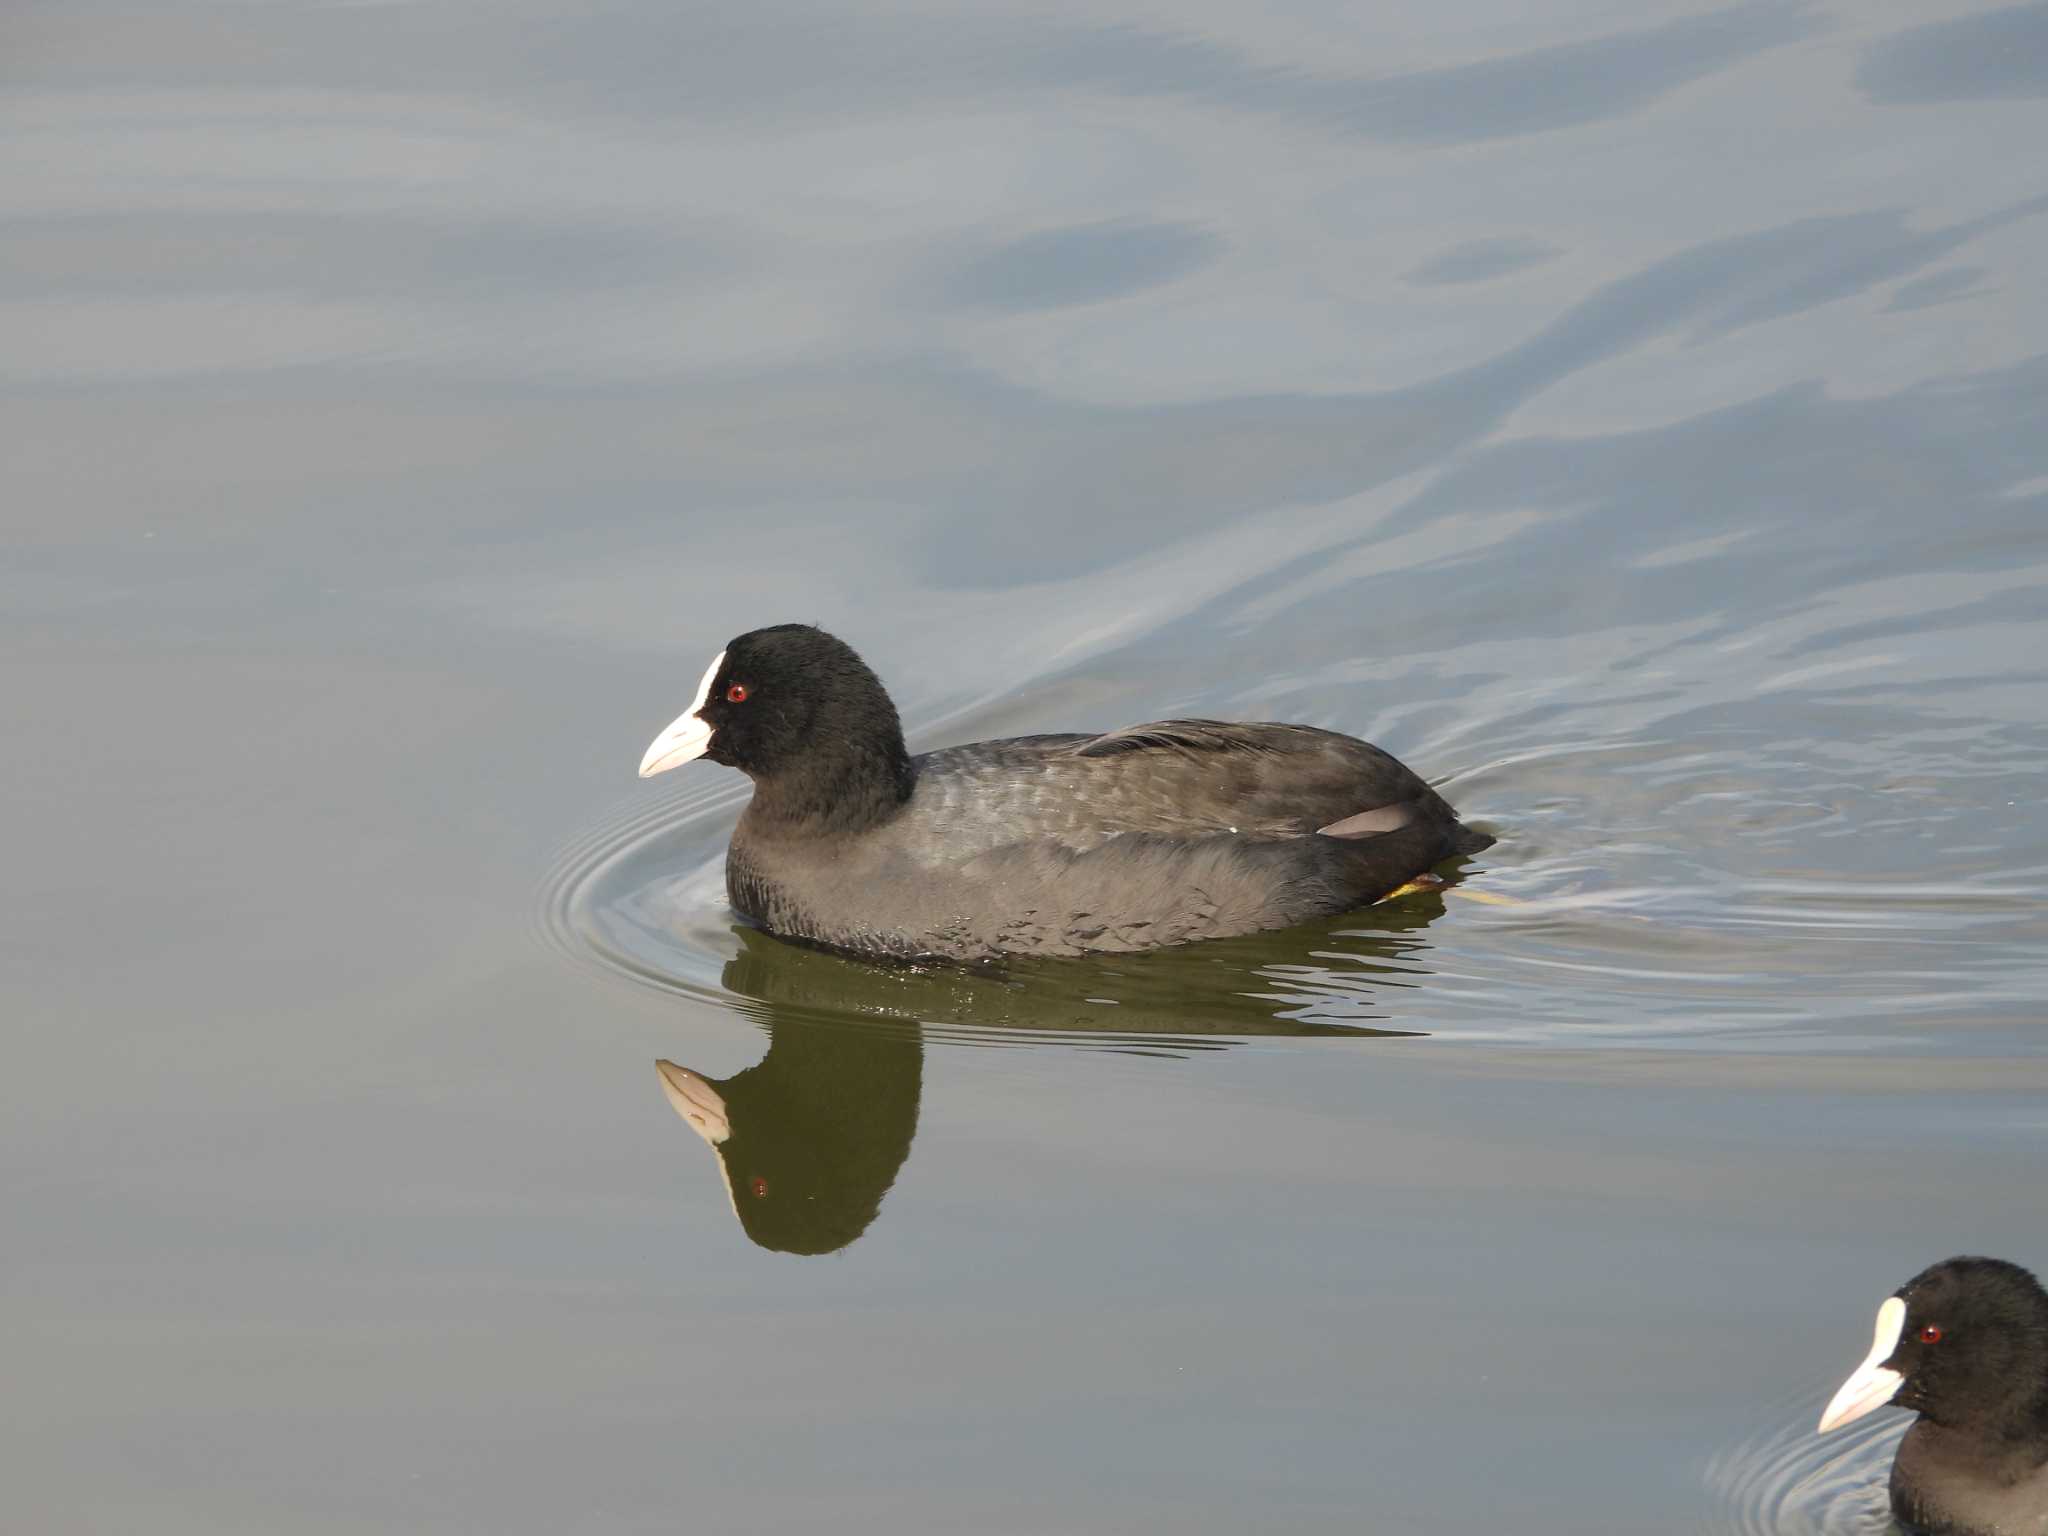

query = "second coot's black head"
[1820,1257,2048,1437]
[1819,1256,2048,1536]
[639,624,913,819]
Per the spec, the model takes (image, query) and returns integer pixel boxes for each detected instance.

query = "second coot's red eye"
[1919,1324,1944,1343]
[726,682,749,703]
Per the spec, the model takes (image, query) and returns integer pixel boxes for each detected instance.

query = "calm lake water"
[7,1,2048,1531]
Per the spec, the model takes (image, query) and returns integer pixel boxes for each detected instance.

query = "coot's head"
[1818,1256,2048,1436]
[638,625,908,795]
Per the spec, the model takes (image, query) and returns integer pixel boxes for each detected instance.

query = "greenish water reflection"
[656,896,1453,1253]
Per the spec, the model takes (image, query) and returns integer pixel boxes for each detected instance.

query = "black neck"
[749,736,915,835]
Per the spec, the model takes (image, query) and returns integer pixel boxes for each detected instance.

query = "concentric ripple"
[538,772,752,1006]
[1703,1391,1905,1536]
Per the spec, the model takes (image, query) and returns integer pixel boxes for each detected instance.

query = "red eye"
[1919,1325,1944,1344]
[725,682,749,703]
[749,1176,769,1198]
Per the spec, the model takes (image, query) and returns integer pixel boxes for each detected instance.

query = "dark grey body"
[725,720,1492,962]
[1894,1422,2048,1535]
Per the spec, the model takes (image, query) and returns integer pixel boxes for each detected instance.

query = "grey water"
[6,1,2048,1531]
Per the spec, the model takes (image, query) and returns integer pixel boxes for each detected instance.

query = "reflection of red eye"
[725,683,749,703]
[1920,1324,1944,1343]
[750,1176,769,1198]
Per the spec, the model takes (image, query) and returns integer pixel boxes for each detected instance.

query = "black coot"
[638,623,1494,962]
[1818,1255,2048,1536]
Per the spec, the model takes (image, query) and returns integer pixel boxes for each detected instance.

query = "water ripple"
[1704,1392,1904,1536]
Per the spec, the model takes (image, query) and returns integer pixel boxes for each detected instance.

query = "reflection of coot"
[655,895,1458,1254]
[653,933,923,1256]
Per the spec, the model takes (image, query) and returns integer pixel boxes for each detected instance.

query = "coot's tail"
[1449,822,1496,857]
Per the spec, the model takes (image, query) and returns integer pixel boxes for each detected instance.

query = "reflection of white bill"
[656,1059,743,1224]
[655,1060,731,1146]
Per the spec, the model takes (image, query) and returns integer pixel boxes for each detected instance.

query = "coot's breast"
[1891,1422,2048,1536]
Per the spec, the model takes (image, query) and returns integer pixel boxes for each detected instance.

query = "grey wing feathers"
[912,720,1465,853]
[1070,719,1324,759]
[1063,719,1440,838]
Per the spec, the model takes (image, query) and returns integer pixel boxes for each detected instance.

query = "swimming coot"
[1818,1256,2048,1536]
[637,623,1494,961]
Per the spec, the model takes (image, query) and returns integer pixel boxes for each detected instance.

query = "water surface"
[6,1,2048,1531]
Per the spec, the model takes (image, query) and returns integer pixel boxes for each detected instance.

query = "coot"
[1818,1255,2048,1536]
[638,624,1493,961]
